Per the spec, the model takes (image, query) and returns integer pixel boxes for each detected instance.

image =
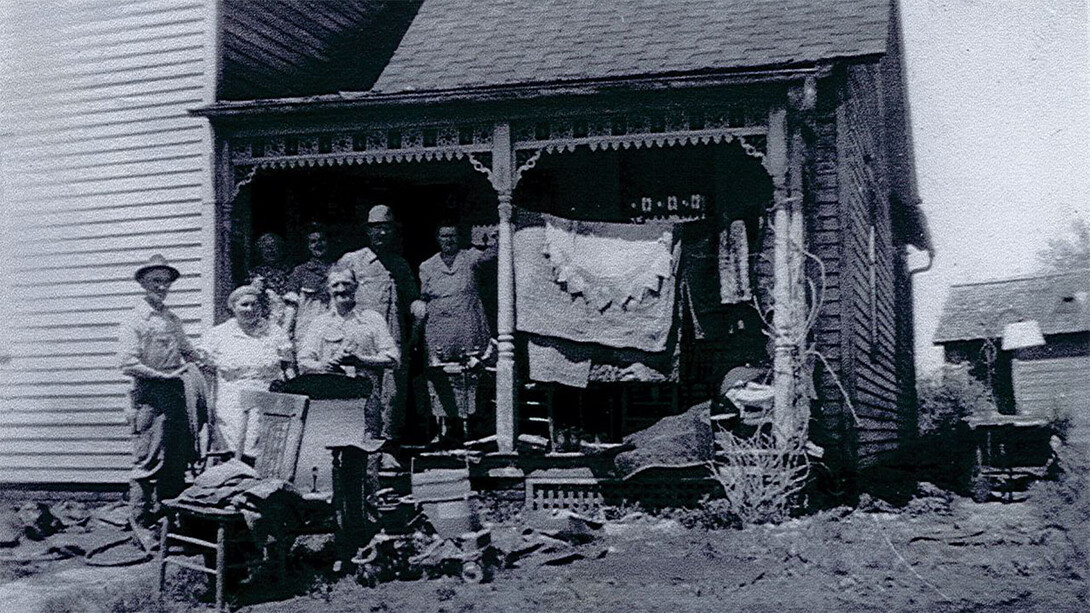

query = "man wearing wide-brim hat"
[336,205,421,444]
[118,255,201,550]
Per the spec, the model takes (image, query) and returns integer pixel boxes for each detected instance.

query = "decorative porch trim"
[511,109,768,160]
[214,104,778,454]
[222,107,771,195]
[225,122,495,181]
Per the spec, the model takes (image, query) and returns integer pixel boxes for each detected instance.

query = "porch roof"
[371,0,890,94]
[218,0,892,103]
[934,269,1090,344]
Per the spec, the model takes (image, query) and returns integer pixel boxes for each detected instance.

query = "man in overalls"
[336,205,419,444]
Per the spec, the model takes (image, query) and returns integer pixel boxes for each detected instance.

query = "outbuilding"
[934,269,1090,443]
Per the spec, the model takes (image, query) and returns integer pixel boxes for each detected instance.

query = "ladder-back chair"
[159,389,309,612]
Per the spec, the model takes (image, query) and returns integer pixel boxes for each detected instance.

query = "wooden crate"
[525,467,604,513]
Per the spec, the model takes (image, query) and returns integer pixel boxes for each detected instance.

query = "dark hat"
[134,254,180,283]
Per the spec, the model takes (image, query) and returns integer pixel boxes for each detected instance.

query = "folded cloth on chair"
[515,211,678,353]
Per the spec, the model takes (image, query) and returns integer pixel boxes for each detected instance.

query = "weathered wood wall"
[809,59,915,474]
[0,0,214,484]
[807,80,852,473]
[840,63,904,467]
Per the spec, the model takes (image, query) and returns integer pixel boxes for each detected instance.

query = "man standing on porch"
[117,255,202,550]
[336,205,420,444]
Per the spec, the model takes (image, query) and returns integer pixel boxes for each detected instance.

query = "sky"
[898,0,1090,373]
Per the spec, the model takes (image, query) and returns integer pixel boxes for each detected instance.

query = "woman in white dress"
[200,284,293,457]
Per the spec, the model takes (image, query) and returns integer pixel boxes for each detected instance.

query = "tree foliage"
[917,366,995,438]
[1037,216,1090,273]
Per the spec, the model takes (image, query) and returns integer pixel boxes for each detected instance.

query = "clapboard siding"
[10,127,206,165]
[11,247,203,273]
[0,412,127,427]
[12,186,204,217]
[809,58,910,477]
[3,396,132,413]
[1013,357,1090,422]
[0,0,213,484]
[838,62,904,468]
[21,203,207,233]
[0,469,131,485]
[14,215,204,246]
[8,68,205,112]
[11,230,206,260]
[3,440,131,455]
[808,95,853,475]
[12,292,203,316]
[11,147,204,181]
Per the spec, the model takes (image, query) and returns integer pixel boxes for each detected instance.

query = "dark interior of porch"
[236,141,775,449]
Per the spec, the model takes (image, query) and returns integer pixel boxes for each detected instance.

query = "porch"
[204,83,816,456]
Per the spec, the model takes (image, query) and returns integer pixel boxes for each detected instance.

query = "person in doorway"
[248,233,293,329]
[247,233,291,295]
[337,205,420,443]
[118,255,202,550]
[297,265,400,438]
[199,284,294,457]
[412,223,497,444]
[286,223,333,343]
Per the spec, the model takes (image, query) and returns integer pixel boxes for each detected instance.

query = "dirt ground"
[239,488,1087,613]
[2,476,1087,613]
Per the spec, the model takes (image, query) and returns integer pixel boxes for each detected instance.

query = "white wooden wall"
[0,0,215,484]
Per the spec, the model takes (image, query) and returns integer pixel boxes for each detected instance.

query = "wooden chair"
[158,389,309,612]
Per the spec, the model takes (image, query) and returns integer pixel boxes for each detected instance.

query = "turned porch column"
[490,123,518,453]
[767,105,797,441]
[766,78,812,444]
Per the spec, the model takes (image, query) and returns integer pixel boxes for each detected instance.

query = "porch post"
[788,79,815,440]
[767,105,796,441]
[767,83,810,444]
[211,134,235,325]
[491,123,518,453]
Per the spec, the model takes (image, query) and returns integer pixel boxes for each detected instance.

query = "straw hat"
[134,254,180,282]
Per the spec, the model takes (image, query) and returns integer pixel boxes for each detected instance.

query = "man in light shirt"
[298,265,400,438]
[117,255,201,550]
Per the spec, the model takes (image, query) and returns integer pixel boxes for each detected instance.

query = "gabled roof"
[933,269,1090,344]
[371,0,892,94]
[220,0,422,100]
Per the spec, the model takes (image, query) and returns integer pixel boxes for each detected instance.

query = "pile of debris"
[0,500,146,567]
[351,502,621,588]
[351,463,643,589]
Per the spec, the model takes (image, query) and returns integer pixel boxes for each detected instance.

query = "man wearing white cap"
[337,205,420,443]
[117,255,201,549]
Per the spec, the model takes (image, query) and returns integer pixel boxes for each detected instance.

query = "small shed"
[934,269,1090,441]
